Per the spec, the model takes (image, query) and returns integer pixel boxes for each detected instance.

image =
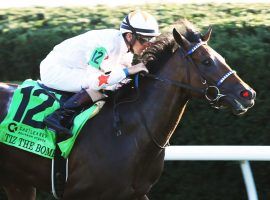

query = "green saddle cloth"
[0,79,102,159]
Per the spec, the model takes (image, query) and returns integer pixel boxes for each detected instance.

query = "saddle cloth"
[0,79,103,159]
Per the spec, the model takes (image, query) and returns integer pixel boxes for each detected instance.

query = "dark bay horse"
[0,20,255,200]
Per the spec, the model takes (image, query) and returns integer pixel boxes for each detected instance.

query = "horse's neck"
[138,57,189,148]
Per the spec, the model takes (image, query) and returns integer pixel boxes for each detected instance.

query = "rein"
[113,40,236,149]
[137,42,236,149]
[142,73,205,95]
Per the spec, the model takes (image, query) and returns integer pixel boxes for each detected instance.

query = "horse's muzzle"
[219,89,256,115]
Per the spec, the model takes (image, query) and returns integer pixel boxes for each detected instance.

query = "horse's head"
[171,21,255,115]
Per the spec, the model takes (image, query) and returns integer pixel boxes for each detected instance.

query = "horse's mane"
[140,19,202,73]
[139,33,177,73]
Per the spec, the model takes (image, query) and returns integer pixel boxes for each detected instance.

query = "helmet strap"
[123,33,136,53]
[124,15,138,53]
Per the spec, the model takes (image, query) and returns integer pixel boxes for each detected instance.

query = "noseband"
[144,40,236,108]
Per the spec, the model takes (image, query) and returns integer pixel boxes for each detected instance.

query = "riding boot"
[44,89,93,139]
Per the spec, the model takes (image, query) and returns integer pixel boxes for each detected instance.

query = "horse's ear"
[201,26,212,42]
[173,28,190,50]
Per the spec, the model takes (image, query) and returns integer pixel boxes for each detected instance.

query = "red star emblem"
[98,75,109,86]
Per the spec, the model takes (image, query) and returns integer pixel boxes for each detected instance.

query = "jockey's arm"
[85,37,148,91]
[127,63,149,76]
[86,63,148,91]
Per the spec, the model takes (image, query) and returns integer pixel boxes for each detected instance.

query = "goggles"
[136,35,155,44]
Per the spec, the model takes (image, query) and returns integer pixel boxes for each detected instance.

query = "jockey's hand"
[127,63,149,75]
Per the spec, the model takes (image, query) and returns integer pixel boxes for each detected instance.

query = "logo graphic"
[8,123,18,133]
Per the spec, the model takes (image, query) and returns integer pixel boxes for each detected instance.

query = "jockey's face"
[125,33,153,55]
[133,39,151,55]
[133,35,153,55]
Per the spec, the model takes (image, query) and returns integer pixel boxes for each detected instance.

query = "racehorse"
[0,19,255,200]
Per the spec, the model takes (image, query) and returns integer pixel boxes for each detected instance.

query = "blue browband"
[184,41,236,87]
[185,42,206,56]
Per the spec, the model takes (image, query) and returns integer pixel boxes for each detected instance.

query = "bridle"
[143,40,236,109]
[184,40,236,108]
[113,39,237,149]
[140,40,236,149]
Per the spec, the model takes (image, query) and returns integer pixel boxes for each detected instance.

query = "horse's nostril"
[240,89,253,100]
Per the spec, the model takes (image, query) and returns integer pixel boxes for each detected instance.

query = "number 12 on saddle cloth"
[0,79,102,159]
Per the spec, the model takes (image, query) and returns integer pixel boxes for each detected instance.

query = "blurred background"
[0,0,269,199]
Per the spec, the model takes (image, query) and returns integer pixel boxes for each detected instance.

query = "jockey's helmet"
[120,10,160,37]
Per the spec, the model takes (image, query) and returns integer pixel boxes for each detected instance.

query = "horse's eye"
[202,59,212,66]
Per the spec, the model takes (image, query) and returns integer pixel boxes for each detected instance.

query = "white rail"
[164,146,270,200]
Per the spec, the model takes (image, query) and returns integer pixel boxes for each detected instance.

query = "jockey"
[40,10,160,139]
